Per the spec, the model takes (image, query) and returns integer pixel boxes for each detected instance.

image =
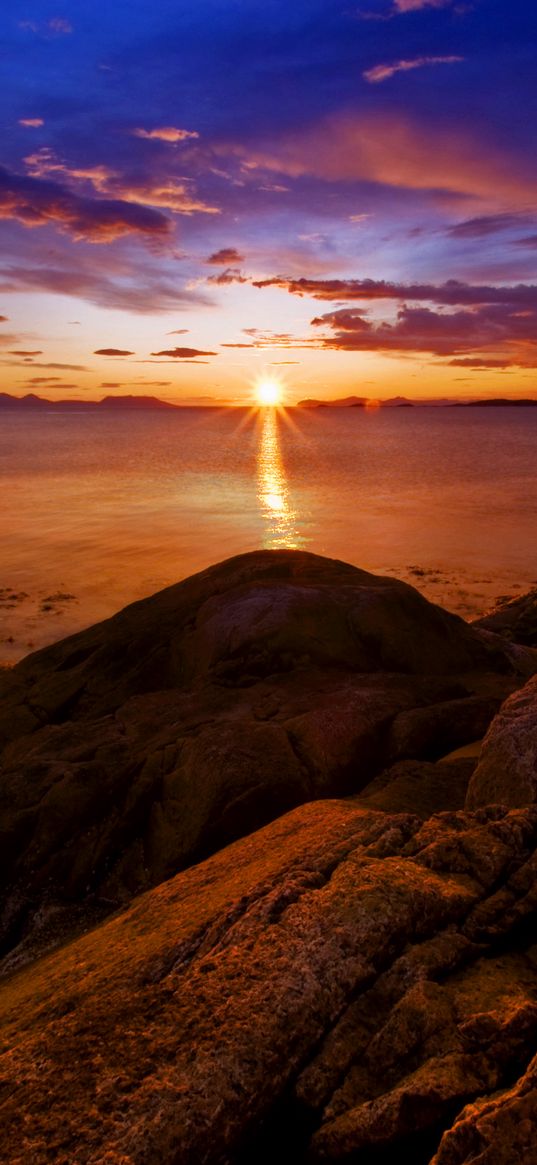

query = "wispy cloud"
[19,17,73,36]
[19,118,44,128]
[48,17,73,34]
[446,213,535,238]
[393,0,454,11]
[0,259,212,314]
[208,268,248,285]
[24,150,220,217]
[227,112,536,204]
[132,127,199,143]
[364,55,463,83]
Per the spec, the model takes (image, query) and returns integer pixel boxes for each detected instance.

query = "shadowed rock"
[1,550,535,966]
[475,588,537,648]
[0,799,536,1165]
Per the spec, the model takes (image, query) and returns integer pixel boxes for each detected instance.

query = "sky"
[1,0,536,404]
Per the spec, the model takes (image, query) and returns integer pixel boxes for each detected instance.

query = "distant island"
[297,395,414,408]
[451,399,537,407]
[0,393,181,411]
[297,395,537,408]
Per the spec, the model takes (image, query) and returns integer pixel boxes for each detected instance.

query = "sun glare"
[256,377,282,407]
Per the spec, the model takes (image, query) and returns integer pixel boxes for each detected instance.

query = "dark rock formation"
[466,673,537,809]
[1,799,536,1165]
[474,587,537,648]
[1,550,535,965]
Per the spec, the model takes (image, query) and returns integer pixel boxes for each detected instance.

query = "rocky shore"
[1,550,537,1164]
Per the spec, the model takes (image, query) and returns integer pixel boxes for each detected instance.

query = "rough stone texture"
[2,549,533,966]
[0,799,537,1165]
[432,1053,537,1164]
[466,673,537,809]
[475,587,537,648]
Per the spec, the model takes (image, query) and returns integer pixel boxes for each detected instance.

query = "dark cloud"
[94,348,134,356]
[206,248,245,265]
[150,347,217,357]
[447,358,517,369]
[0,166,171,243]
[255,275,537,308]
[0,315,8,322]
[208,267,248,285]
[445,214,534,239]
[26,376,62,383]
[8,349,43,356]
[166,329,190,334]
[311,302,537,366]
[514,235,537,248]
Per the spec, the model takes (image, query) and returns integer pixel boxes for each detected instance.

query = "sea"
[1,405,537,664]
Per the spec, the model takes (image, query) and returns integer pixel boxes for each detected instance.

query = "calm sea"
[1,406,536,663]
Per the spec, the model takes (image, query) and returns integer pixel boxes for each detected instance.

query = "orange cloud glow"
[231,113,537,204]
[132,127,199,142]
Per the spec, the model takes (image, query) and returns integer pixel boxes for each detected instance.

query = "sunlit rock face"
[466,673,537,809]
[0,549,535,969]
[1,799,537,1165]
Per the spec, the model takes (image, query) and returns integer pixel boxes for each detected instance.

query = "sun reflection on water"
[256,408,300,548]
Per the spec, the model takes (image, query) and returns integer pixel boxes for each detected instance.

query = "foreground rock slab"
[0,798,536,1165]
[1,550,535,966]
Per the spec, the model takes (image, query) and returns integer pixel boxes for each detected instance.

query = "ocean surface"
[2,405,536,663]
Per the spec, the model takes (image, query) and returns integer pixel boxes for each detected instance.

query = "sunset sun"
[256,377,282,406]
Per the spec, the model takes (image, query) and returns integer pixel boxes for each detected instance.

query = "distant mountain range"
[0,392,180,411]
[297,396,537,408]
[1,392,536,412]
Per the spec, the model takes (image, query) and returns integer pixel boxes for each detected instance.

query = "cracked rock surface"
[1,800,537,1164]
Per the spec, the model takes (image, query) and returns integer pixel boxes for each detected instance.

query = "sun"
[256,377,282,406]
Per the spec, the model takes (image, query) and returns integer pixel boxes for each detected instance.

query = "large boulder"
[1,549,535,964]
[466,674,537,809]
[1,797,536,1164]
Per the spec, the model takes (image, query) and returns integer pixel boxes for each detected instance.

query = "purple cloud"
[0,166,171,243]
